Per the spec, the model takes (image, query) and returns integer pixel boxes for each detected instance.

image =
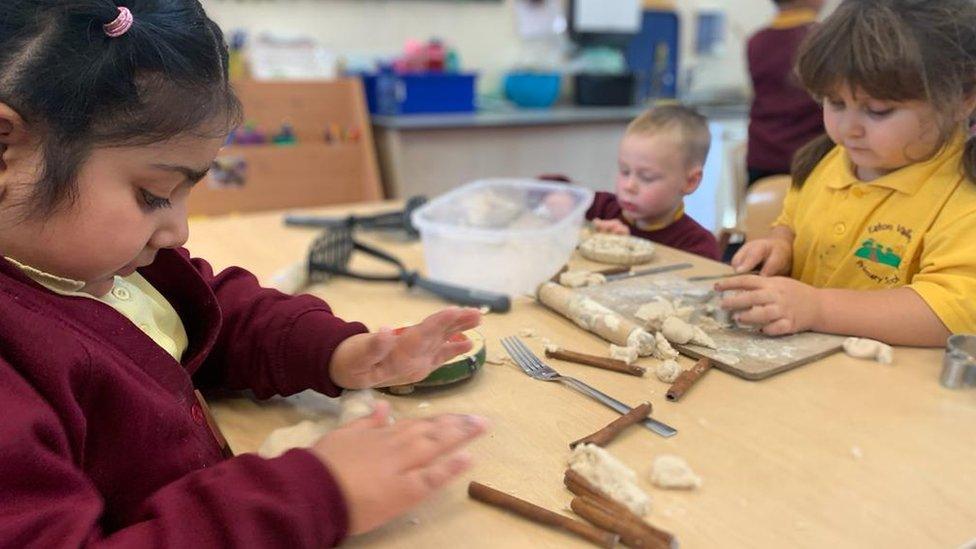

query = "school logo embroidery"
[852,223,912,285]
[854,238,902,267]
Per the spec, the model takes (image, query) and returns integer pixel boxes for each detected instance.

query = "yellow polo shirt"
[8,259,189,361]
[774,131,976,334]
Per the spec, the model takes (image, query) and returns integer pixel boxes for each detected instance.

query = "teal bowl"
[503,71,561,108]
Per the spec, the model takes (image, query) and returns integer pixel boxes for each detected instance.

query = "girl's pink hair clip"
[103,6,134,38]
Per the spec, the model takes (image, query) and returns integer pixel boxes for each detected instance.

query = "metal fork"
[501,336,677,438]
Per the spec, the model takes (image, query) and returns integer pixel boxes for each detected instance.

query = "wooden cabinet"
[189,79,382,216]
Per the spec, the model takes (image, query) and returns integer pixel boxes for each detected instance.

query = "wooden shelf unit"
[189,78,383,216]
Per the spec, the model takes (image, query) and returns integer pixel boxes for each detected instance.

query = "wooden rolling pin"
[537,282,642,347]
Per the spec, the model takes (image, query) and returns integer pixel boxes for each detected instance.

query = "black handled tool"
[307,225,511,312]
[285,196,427,239]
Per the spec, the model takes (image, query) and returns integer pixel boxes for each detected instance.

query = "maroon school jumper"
[0,247,368,547]
[746,11,824,173]
[587,191,720,260]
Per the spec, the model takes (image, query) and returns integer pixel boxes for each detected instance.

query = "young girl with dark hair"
[0,2,487,546]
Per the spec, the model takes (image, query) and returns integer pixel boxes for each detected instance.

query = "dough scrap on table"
[626,328,675,359]
[339,389,392,426]
[661,316,716,348]
[635,297,675,332]
[258,419,330,459]
[568,443,652,516]
[650,454,702,490]
[842,337,893,365]
[655,359,682,383]
[559,270,607,288]
[258,390,394,459]
[609,344,639,365]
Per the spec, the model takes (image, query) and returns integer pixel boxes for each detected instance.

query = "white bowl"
[411,178,594,296]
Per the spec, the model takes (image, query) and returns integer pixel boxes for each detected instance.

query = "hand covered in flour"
[330,307,480,389]
[311,401,489,534]
[715,275,822,336]
[592,218,630,236]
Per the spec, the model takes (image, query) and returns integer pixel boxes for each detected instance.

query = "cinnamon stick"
[571,496,674,549]
[666,357,712,402]
[468,481,618,548]
[570,402,652,449]
[564,471,675,546]
[547,348,646,376]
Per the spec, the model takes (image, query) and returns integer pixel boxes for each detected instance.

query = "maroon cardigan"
[587,191,720,260]
[746,22,824,173]
[0,248,368,547]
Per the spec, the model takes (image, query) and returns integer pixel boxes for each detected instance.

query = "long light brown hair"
[790,0,976,187]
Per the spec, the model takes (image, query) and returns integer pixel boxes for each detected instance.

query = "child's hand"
[716,275,822,336]
[330,307,481,389]
[730,237,793,276]
[592,218,630,236]
[541,190,577,219]
[310,401,489,535]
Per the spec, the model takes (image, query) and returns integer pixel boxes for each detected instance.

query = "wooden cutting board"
[551,273,846,381]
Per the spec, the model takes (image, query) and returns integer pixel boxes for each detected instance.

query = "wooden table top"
[187,202,976,549]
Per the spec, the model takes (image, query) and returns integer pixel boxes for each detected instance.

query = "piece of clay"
[696,315,726,331]
[653,331,679,360]
[650,454,702,490]
[485,352,508,365]
[338,389,383,425]
[258,419,330,459]
[559,270,607,288]
[577,233,656,266]
[661,316,716,348]
[655,359,682,383]
[544,342,560,353]
[635,297,675,331]
[842,337,893,365]
[690,325,716,348]
[662,316,695,344]
[568,444,651,516]
[609,344,639,365]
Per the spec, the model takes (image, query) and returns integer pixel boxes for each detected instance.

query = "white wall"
[201,0,837,92]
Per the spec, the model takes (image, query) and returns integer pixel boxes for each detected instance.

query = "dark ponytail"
[790,133,835,188]
[0,0,241,216]
[965,133,976,183]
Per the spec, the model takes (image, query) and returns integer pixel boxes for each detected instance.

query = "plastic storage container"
[360,72,477,115]
[411,179,594,296]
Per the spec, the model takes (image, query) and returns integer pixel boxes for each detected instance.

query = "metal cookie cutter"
[941,334,976,389]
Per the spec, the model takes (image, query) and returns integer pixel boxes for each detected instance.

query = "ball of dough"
[655,359,682,383]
